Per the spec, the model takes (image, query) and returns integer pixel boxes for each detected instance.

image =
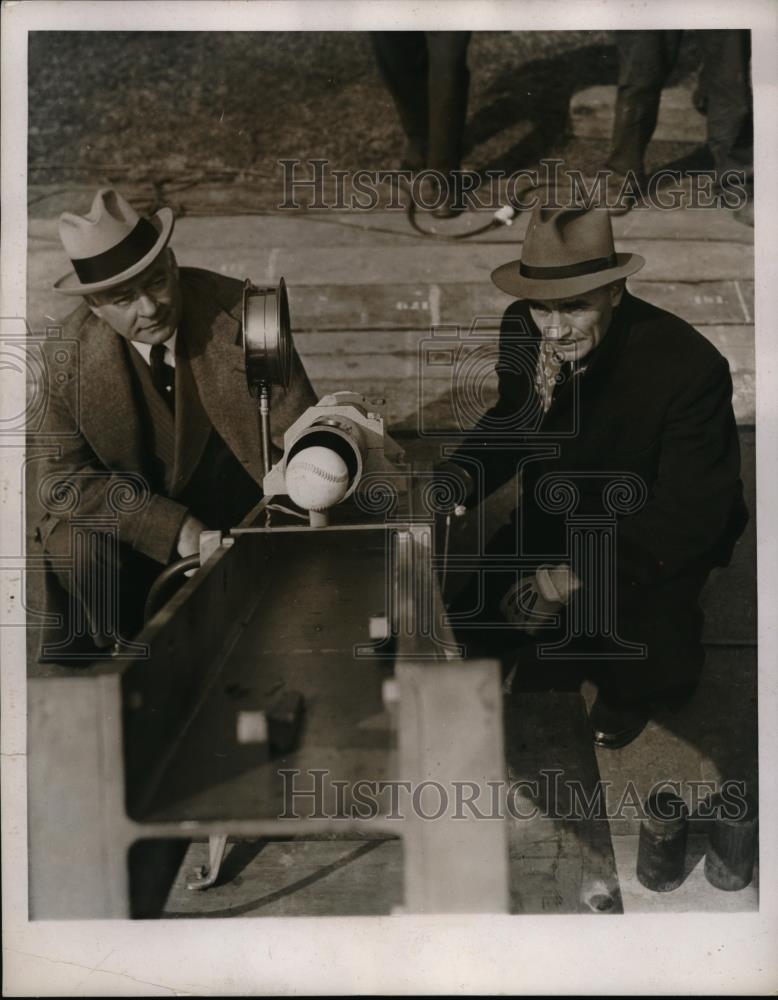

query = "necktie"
[150,343,175,411]
[535,345,570,413]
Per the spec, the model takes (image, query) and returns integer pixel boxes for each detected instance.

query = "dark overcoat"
[452,290,748,587]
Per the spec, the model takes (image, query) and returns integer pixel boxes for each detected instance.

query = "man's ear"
[84,294,102,317]
[609,280,625,308]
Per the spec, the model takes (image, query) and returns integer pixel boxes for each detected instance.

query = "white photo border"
[2,1,777,994]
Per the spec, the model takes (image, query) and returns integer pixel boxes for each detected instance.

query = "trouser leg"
[697,29,753,180]
[446,521,580,685]
[448,529,710,705]
[607,29,682,177]
[370,32,429,168]
[42,518,160,655]
[597,568,709,705]
[424,31,471,175]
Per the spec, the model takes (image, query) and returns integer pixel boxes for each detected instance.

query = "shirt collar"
[129,329,177,367]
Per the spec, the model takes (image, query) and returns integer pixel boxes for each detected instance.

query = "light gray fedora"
[53,187,174,296]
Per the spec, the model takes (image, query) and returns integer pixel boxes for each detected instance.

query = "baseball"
[285,445,350,511]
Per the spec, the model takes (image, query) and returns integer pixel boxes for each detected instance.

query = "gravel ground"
[28,30,703,212]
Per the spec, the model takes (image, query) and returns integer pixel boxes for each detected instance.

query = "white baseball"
[285,445,349,511]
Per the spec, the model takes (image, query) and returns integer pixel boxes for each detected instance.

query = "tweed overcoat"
[30,266,317,566]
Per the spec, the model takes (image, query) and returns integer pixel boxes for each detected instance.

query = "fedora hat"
[491,203,644,300]
[53,188,174,295]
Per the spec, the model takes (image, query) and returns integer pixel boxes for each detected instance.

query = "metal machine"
[28,279,626,918]
[27,279,511,918]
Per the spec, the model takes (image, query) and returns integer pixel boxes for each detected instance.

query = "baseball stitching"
[288,461,348,483]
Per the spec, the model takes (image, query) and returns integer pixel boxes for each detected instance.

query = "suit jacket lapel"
[181,277,265,485]
[170,334,212,496]
[77,311,145,474]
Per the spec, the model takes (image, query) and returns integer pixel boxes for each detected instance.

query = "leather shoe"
[589,693,649,750]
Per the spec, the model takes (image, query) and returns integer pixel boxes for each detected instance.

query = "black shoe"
[589,693,650,750]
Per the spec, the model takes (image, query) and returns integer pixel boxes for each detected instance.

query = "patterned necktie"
[535,344,569,414]
[150,343,175,411]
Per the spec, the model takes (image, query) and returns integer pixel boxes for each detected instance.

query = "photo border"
[2,1,777,994]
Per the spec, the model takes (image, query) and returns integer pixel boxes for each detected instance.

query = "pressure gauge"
[242,277,292,394]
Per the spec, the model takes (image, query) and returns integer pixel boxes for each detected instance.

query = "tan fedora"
[53,188,174,295]
[491,203,644,300]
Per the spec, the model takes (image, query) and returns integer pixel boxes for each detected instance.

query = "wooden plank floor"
[27,131,756,917]
[161,689,623,918]
[27,204,755,427]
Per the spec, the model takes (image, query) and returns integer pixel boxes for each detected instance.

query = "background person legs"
[371,29,471,211]
[371,32,430,170]
[606,29,683,180]
[425,31,471,176]
[696,29,753,183]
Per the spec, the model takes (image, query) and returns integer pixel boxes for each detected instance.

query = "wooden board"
[27,674,133,918]
[27,272,754,336]
[160,689,624,917]
[181,241,754,285]
[291,281,753,331]
[570,85,707,142]
[162,838,404,917]
[505,690,623,915]
[594,645,758,837]
[294,324,753,369]
[27,200,755,451]
[27,237,754,299]
[140,528,396,824]
[443,281,755,328]
[29,205,754,246]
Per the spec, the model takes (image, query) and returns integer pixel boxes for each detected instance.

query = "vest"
[125,341,261,530]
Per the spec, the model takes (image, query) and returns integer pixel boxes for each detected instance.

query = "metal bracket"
[186,834,228,891]
[199,530,234,568]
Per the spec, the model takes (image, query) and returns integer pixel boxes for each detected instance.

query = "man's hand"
[500,563,582,634]
[538,564,582,605]
[176,513,207,575]
[176,513,206,558]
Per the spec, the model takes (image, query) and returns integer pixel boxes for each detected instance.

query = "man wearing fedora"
[444,201,747,748]
[32,188,316,657]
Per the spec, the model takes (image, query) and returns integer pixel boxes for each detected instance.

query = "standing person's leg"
[424,31,471,175]
[607,30,683,180]
[370,32,430,170]
[697,30,753,180]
